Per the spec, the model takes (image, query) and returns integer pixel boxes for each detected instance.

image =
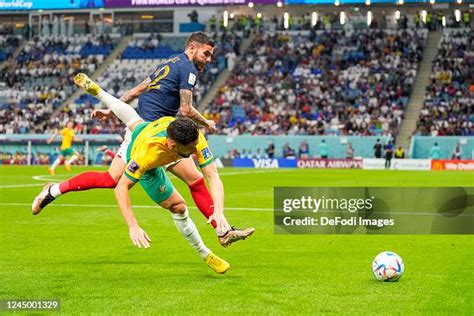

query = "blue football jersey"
[137,53,198,122]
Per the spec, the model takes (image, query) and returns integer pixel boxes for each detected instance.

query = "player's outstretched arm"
[201,162,231,233]
[179,89,216,133]
[114,175,151,248]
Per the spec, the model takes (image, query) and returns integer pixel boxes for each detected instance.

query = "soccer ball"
[372,251,404,282]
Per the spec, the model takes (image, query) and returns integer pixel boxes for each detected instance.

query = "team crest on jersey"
[159,185,167,193]
[127,161,140,173]
[188,73,197,86]
[201,147,212,160]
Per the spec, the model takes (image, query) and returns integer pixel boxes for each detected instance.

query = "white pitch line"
[0,183,44,189]
[32,175,70,182]
[1,202,473,217]
[0,202,270,212]
[0,169,293,189]
[219,169,294,176]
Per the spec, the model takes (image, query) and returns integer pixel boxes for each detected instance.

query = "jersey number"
[148,65,170,91]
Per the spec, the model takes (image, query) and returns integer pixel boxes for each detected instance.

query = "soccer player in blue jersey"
[33,32,254,247]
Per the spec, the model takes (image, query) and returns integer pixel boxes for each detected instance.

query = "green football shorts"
[139,167,174,204]
[60,148,76,157]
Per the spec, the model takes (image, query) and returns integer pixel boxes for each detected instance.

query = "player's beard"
[193,57,206,72]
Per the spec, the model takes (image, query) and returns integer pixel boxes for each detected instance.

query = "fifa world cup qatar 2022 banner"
[104,0,277,7]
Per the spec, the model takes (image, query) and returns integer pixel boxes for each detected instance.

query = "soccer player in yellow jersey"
[112,116,231,273]
[47,121,81,175]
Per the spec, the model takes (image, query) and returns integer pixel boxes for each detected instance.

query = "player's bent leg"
[73,73,142,130]
[142,168,229,274]
[167,158,214,220]
[31,156,125,215]
[168,158,255,247]
[159,190,230,274]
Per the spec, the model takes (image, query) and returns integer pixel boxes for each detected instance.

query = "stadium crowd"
[416,29,474,136]
[2,23,471,140]
[205,29,426,137]
[0,35,118,134]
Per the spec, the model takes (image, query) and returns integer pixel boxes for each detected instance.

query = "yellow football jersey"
[60,128,75,150]
[125,117,214,182]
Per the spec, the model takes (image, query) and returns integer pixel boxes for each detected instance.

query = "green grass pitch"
[0,166,473,314]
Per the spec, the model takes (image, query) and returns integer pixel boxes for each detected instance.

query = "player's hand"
[46,139,52,144]
[205,120,217,133]
[128,224,151,248]
[208,213,231,234]
[91,109,112,121]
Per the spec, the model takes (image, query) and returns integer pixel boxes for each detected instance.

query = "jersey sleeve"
[124,157,149,182]
[194,132,214,168]
[124,145,157,182]
[178,62,198,91]
[149,64,161,81]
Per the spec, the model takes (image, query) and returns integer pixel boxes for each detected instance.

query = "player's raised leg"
[167,158,255,247]
[73,73,142,130]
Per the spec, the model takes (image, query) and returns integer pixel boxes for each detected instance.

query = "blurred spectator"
[394,146,405,159]
[451,143,462,160]
[282,143,296,159]
[430,142,441,159]
[230,148,240,158]
[463,10,471,28]
[188,10,199,23]
[319,139,328,159]
[299,140,309,159]
[209,15,217,32]
[373,139,383,158]
[265,141,275,159]
[384,141,394,169]
[346,143,354,159]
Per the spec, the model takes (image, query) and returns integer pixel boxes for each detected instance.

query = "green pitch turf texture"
[0,166,473,315]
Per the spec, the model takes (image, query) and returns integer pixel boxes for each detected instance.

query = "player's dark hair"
[185,32,215,48]
[167,118,199,145]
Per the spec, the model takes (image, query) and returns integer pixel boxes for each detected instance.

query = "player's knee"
[180,166,203,185]
[102,172,118,187]
[187,174,204,186]
[169,201,187,214]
